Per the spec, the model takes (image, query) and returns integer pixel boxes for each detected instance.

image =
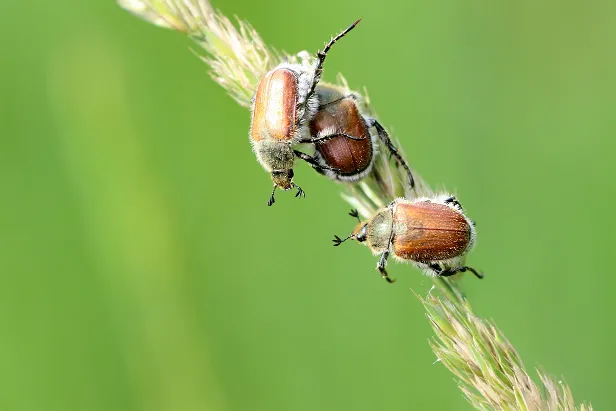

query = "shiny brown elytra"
[308,89,415,185]
[249,20,361,206]
[309,97,374,181]
[333,196,482,283]
[251,69,298,144]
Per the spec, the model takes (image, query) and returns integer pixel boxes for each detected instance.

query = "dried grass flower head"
[422,287,593,411]
[119,0,285,106]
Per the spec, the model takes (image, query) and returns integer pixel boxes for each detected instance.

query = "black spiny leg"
[298,133,364,144]
[367,118,415,190]
[318,93,358,109]
[438,266,484,279]
[306,20,362,100]
[294,150,340,175]
[377,252,395,283]
[444,196,463,210]
[428,263,443,276]
[267,185,277,207]
[293,184,306,199]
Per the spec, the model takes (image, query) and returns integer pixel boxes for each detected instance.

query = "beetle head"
[271,169,294,190]
[332,222,368,247]
[352,223,368,243]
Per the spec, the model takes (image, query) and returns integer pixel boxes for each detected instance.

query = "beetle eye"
[356,225,368,242]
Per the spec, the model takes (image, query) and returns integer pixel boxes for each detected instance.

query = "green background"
[1,0,614,410]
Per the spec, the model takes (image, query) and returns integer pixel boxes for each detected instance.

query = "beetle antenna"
[332,233,354,246]
[308,19,361,98]
[348,209,361,223]
[267,185,277,206]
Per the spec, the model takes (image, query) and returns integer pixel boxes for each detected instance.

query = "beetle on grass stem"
[333,195,482,283]
[250,19,414,205]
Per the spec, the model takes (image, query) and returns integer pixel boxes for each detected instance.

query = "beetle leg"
[428,263,443,275]
[318,94,358,109]
[293,183,306,199]
[438,265,484,280]
[298,133,364,144]
[366,117,415,190]
[306,19,361,101]
[267,185,277,207]
[444,196,463,210]
[377,252,395,283]
[293,150,340,173]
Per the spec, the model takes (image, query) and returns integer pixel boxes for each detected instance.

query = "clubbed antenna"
[348,208,361,223]
[332,234,353,246]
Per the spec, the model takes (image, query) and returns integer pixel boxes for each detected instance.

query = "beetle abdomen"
[251,69,298,142]
[310,99,372,175]
[393,202,471,261]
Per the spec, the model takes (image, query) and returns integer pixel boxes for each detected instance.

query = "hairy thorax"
[254,140,295,172]
[366,209,393,253]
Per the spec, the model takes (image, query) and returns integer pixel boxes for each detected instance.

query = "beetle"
[308,89,414,185]
[250,20,414,205]
[332,195,482,283]
[250,20,362,206]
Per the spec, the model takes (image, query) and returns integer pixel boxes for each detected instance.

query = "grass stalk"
[117,2,593,409]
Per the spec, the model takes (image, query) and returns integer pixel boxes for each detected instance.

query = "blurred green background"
[1,0,615,410]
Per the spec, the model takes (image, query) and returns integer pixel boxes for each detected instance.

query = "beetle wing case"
[310,98,374,180]
[250,69,298,142]
[391,198,473,262]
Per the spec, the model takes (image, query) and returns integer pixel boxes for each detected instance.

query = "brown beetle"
[250,20,362,206]
[308,91,414,184]
[333,195,482,283]
[308,93,373,181]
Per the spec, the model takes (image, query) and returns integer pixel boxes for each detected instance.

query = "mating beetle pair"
[249,20,482,282]
[249,19,414,206]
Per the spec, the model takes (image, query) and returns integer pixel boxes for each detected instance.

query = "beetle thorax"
[366,209,394,253]
[254,140,294,172]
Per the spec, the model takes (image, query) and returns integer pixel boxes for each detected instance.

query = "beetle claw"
[295,186,306,199]
[382,275,396,283]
